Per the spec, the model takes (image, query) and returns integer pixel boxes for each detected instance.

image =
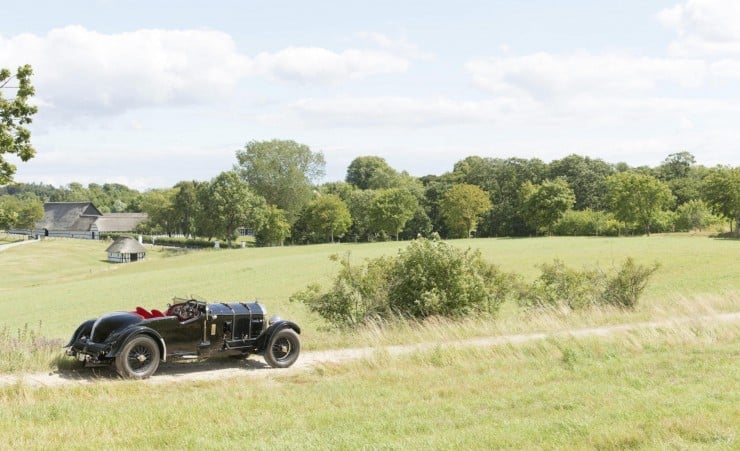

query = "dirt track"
[2,312,738,388]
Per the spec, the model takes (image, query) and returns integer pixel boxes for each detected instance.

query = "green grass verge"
[2,321,737,449]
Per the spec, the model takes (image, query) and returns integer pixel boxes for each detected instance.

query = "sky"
[2,0,739,191]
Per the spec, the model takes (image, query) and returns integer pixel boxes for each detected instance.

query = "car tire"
[264,328,300,368]
[114,335,161,379]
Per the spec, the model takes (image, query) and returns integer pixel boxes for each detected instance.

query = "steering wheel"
[184,300,199,320]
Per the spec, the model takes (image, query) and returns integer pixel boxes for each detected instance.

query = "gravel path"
[0,236,39,253]
[2,311,738,388]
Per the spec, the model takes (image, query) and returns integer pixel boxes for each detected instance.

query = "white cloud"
[658,0,740,56]
[0,26,417,118]
[0,26,251,116]
[466,53,707,100]
[252,46,409,83]
[355,32,434,61]
[285,96,537,127]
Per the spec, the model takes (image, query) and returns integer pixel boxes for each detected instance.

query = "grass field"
[1,235,738,341]
[1,320,738,449]
[1,235,739,448]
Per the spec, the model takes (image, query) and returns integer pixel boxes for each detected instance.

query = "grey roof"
[95,213,148,232]
[35,203,147,233]
[106,236,147,254]
[36,202,102,231]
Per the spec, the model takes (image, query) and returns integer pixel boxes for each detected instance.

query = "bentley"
[65,297,301,379]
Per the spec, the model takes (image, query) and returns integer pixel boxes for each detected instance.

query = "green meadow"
[1,235,737,340]
[1,235,739,449]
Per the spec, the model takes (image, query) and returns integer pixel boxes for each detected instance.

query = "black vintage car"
[65,298,301,379]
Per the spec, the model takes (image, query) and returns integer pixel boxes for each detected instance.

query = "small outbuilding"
[106,236,147,263]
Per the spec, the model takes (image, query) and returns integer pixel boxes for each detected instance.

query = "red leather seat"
[150,309,164,318]
[135,307,153,319]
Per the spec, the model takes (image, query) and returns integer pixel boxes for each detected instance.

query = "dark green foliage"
[291,237,515,327]
[290,253,394,327]
[519,258,659,310]
[552,209,622,236]
[386,237,512,317]
[0,195,43,229]
[1,65,37,184]
[234,139,325,225]
[674,200,719,231]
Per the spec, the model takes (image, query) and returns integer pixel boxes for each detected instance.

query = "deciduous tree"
[199,171,266,247]
[520,178,576,235]
[235,140,325,224]
[0,65,37,184]
[256,205,291,246]
[369,188,417,240]
[345,156,401,189]
[606,172,674,236]
[301,194,352,243]
[439,183,492,238]
[0,196,43,230]
[702,166,740,236]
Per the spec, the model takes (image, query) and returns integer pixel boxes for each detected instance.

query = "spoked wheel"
[264,328,300,368]
[115,335,161,379]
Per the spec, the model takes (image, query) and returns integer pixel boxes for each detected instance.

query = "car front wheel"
[264,328,300,368]
[115,335,161,379]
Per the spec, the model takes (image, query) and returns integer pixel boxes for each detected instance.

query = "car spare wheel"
[115,335,161,379]
[264,328,300,368]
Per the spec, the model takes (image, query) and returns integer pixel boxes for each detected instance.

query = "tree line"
[1,141,739,242]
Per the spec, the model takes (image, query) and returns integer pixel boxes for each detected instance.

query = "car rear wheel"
[264,328,300,368]
[115,335,160,379]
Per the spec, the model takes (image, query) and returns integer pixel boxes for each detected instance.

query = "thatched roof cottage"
[106,236,147,263]
[33,202,147,239]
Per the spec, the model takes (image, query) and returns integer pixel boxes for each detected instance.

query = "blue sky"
[2,0,739,190]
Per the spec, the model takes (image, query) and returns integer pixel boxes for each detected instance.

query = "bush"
[290,254,394,327]
[520,259,603,309]
[552,210,623,236]
[674,200,720,232]
[290,237,516,328]
[519,258,659,310]
[602,258,660,308]
[387,238,512,317]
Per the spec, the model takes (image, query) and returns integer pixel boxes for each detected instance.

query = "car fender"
[106,325,168,362]
[256,320,301,353]
[65,319,95,348]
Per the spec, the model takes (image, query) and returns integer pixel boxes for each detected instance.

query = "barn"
[33,202,147,239]
[106,236,147,263]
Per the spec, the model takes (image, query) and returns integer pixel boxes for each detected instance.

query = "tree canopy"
[439,183,492,238]
[0,65,37,184]
[199,171,266,246]
[606,172,674,235]
[702,166,740,236]
[235,140,325,225]
[301,194,352,243]
[346,156,401,190]
[521,178,576,235]
[369,188,418,240]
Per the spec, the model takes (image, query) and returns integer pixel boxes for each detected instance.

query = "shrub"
[290,253,394,327]
[290,237,516,328]
[387,238,512,317]
[552,210,623,236]
[674,200,720,232]
[602,258,660,308]
[519,258,659,310]
[520,259,603,309]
